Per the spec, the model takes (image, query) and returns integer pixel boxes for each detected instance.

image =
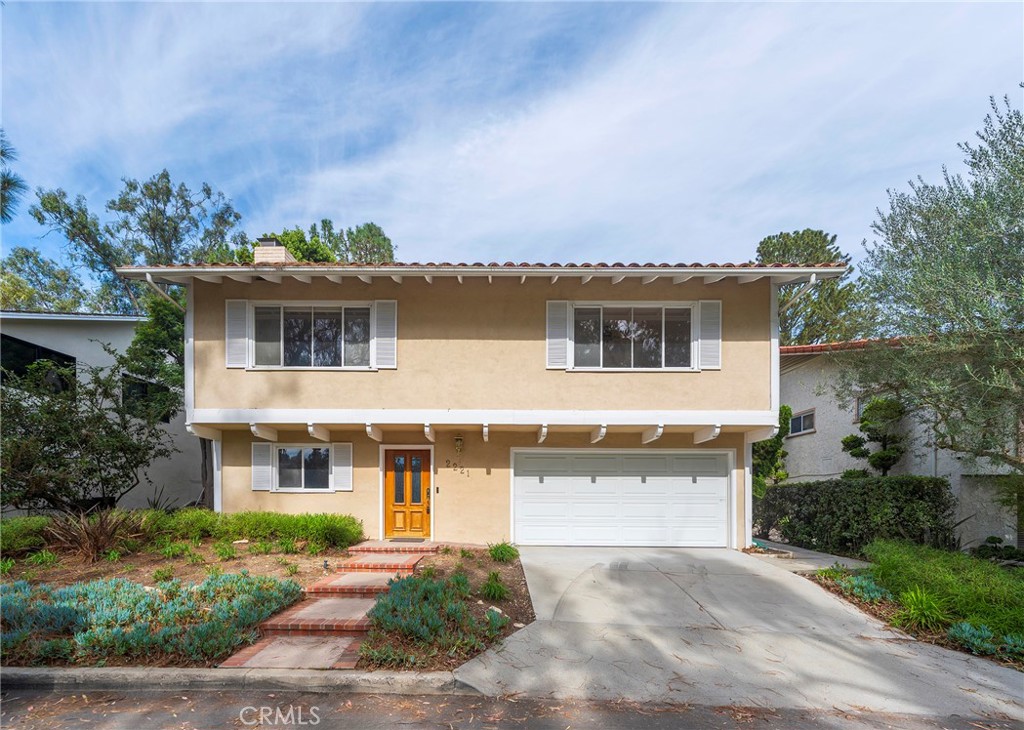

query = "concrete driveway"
[454,547,1024,719]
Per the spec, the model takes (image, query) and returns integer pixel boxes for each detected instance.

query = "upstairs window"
[571,305,695,370]
[253,305,371,368]
[122,374,172,423]
[789,410,815,436]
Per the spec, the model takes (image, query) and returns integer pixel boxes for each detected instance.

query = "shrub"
[0,573,301,665]
[139,510,364,548]
[185,551,205,565]
[947,622,998,655]
[865,540,1024,637]
[306,541,325,556]
[44,511,144,563]
[971,536,1024,562]
[484,608,509,638]
[213,543,237,561]
[460,548,474,559]
[419,565,437,580]
[754,476,955,555]
[105,550,121,563]
[205,566,223,578]
[480,572,509,601]
[276,538,297,555]
[0,517,51,555]
[285,564,299,576]
[449,572,470,598]
[837,575,893,603]
[161,542,191,559]
[247,541,274,556]
[152,567,174,582]
[893,587,950,632]
[359,639,421,668]
[1,557,15,575]
[1001,633,1024,659]
[488,542,519,563]
[26,550,59,568]
[816,562,850,582]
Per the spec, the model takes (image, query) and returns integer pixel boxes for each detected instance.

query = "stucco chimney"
[253,237,297,264]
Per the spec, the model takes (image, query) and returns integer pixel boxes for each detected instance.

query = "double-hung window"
[253,305,371,368]
[571,304,696,370]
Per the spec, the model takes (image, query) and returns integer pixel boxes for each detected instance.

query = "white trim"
[0,311,146,322]
[366,424,383,442]
[378,444,436,541]
[590,425,607,443]
[693,424,721,444]
[743,441,753,548]
[307,423,331,442]
[184,285,195,423]
[770,283,780,413]
[212,439,223,513]
[195,408,777,427]
[509,447,737,549]
[186,423,222,441]
[788,409,816,436]
[641,424,664,444]
[250,423,278,441]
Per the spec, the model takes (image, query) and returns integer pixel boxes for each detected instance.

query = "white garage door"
[513,451,729,547]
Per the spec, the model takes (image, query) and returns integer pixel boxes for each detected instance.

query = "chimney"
[253,236,297,264]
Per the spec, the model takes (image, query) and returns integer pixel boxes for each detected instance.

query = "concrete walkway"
[454,547,1023,719]
[751,539,871,573]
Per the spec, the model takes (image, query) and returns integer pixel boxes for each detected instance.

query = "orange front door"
[384,450,431,538]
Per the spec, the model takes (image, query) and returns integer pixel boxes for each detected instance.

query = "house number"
[444,459,470,476]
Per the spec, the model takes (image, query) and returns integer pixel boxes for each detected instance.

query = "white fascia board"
[192,408,778,428]
[0,311,146,322]
[116,266,847,284]
[184,284,195,423]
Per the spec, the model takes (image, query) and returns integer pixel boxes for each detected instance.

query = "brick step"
[335,553,423,574]
[260,596,374,637]
[304,572,393,598]
[349,541,440,555]
[220,635,362,670]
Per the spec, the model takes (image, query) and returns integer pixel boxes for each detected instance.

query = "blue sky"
[2,2,1021,268]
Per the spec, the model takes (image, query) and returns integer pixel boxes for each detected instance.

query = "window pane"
[802,412,815,431]
[254,307,281,366]
[278,448,302,489]
[790,416,801,434]
[602,307,632,368]
[410,456,422,504]
[573,308,601,367]
[633,307,662,368]
[304,447,330,489]
[313,308,342,367]
[283,308,312,367]
[393,455,405,503]
[344,308,371,367]
[664,308,692,368]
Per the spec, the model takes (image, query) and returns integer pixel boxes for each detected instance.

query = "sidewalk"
[751,539,871,573]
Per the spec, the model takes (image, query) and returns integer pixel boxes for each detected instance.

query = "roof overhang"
[0,310,146,323]
[117,264,846,287]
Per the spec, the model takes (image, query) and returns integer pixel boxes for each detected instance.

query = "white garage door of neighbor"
[513,451,730,547]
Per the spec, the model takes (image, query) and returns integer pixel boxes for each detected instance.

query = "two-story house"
[119,241,844,548]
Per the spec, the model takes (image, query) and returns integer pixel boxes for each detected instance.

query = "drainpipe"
[779,274,818,313]
[144,273,186,313]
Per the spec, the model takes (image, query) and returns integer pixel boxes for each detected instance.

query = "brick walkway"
[219,541,437,670]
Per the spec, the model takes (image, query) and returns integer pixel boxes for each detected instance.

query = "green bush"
[137,510,363,548]
[865,540,1024,637]
[815,562,849,582]
[0,573,301,665]
[488,542,519,563]
[480,571,509,601]
[893,587,950,632]
[1,557,15,575]
[160,542,191,559]
[0,517,51,555]
[26,550,59,568]
[213,542,237,561]
[755,476,956,556]
[152,567,174,582]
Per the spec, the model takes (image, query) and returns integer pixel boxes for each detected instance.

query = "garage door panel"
[514,452,730,547]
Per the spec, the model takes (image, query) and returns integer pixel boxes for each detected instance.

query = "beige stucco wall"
[194,277,771,413]
[222,429,748,546]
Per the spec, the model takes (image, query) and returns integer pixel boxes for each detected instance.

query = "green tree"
[231,220,396,263]
[31,169,242,312]
[0,246,100,312]
[752,405,792,500]
[840,398,907,476]
[756,229,862,345]
[0,357,176,513]
[0,130,28,223]
[344,222,395,262]
[838,95,1024,545]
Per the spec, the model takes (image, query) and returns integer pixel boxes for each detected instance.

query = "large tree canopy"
[231,219,396,264]
[838,96,1023,542]
[755,229,862,345]
[0,246,107,313]
[0,130,28,224]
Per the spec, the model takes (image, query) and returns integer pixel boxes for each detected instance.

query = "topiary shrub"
[754,476,956,556]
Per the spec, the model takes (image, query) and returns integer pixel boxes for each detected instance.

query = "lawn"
[358,543,535,670]
[815,539,1024,668]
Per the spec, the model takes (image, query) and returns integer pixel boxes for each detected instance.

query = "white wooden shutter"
[546,301,569,369]
[332,443,353,492]
[373,301,397,369]
[699,300,722,370]
[225,300,248,368]
[251,442,273,491]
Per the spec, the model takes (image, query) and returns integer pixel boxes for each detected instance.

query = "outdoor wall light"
[454,435,464,454]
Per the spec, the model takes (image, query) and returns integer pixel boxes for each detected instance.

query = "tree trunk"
[199,438,214,509]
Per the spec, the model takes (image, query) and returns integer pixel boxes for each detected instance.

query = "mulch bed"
[1,539,351,589]
[355,546,535,671]
[811,575,1024,671]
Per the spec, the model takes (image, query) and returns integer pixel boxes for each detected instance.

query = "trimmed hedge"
[0,517,52,556]
[754,476,955,556]
[139,509,363,548]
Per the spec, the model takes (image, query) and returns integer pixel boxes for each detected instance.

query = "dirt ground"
[1,539,351,589]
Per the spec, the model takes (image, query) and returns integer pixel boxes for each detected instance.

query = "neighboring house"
[780,342,1016,548]
[117,241,844,548]
[1,311,203,509]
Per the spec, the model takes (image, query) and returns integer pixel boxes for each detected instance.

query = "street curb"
[1,667,481,696]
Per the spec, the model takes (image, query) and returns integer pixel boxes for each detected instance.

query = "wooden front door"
[384,450,431,538]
